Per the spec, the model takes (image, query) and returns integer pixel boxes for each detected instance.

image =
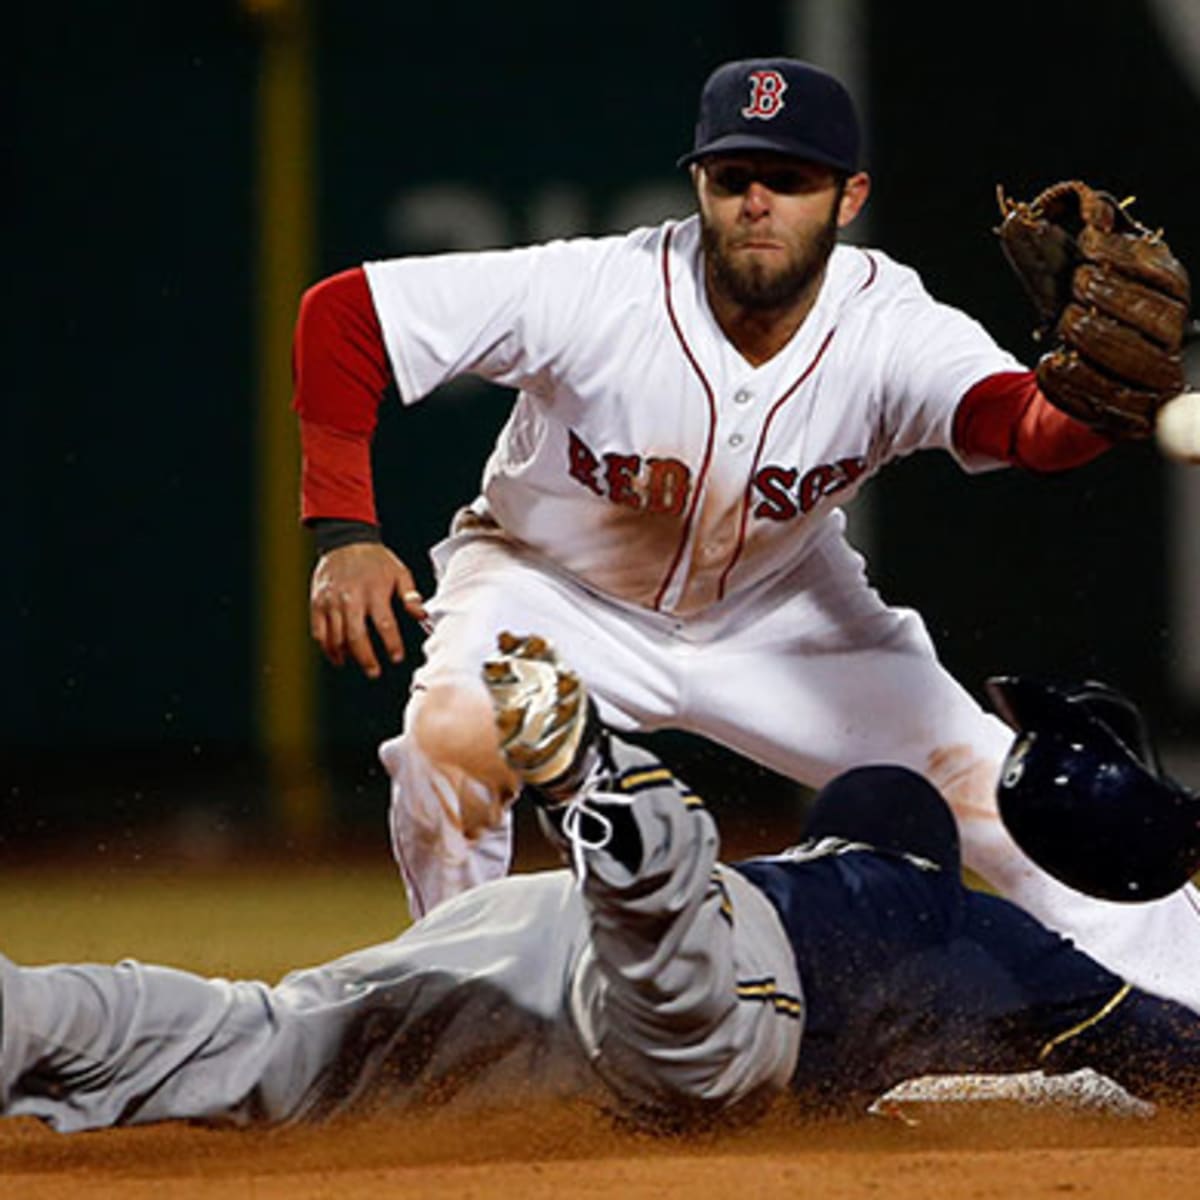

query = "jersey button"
[728,433,745,448]
[733,388,753,405]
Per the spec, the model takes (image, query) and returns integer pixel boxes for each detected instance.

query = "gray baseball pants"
[0,742,801,1133]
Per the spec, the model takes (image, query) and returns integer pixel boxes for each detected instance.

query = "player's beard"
[701,200,841,312]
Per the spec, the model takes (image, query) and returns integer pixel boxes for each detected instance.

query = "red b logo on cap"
[741,69,788,120]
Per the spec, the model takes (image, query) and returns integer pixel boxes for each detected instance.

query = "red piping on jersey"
[714,250,874,598]
[655,224,720,611]
[715,328,838,600]
[857,249,879,292]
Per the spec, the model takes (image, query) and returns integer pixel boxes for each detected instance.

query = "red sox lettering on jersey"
[567,427,867,523]
[363,214,1020,616]
[567,431,692,516]
[741,70,788,120]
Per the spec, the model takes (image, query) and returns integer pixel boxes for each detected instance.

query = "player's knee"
[379,683,517,838]
[408,682,510,780]
[925,744,1002,825]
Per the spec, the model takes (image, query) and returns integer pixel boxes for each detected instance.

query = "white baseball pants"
[380,522,1200,1013]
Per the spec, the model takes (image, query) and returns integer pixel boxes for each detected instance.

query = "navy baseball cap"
[678,58,860,173]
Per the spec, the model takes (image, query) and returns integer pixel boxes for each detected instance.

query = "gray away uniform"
[0,741,802,1134]
[7,737,1200,1134]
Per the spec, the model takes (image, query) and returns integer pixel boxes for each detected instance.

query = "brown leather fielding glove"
[996,180,1191,437]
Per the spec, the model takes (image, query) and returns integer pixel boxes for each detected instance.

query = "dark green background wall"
[5,1,1199,850]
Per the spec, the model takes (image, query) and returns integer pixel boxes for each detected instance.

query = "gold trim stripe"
[618,767,675,791]
[615,767,706,809]
[736,978,804,1019]
[710,869,734,922]
[1038,983,1134,1063]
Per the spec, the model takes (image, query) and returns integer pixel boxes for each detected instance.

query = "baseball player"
[3,635,1199,1135]
[292,57,1200,1010]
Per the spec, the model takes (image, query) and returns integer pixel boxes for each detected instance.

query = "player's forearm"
[293,267,391,527]
[953,370,1114,472]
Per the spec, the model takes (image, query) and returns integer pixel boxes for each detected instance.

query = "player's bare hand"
[309,543,429,679]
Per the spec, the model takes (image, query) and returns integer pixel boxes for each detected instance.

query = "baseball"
[1156,391,1200,463]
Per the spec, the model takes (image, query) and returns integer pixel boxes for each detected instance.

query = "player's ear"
[838,172,870,228]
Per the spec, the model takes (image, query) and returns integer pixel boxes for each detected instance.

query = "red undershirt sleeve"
[292,267,392,524]
[952,370,1114,473]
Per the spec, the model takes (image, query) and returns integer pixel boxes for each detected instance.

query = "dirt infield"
[4,1098,1199,1199]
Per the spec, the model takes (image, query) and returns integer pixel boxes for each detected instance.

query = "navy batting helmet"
[987,676,1200,902]
[805,764,961,872]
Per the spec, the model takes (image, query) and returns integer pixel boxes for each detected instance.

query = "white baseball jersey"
[359,222,1200,1014]
[364,216,1024,616]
